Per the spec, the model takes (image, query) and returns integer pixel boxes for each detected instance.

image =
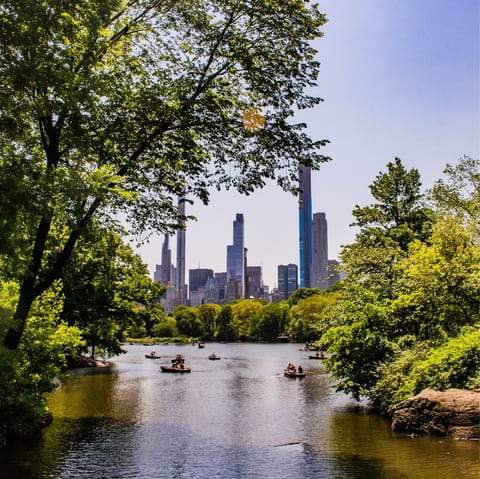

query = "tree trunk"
[2,276,37,350]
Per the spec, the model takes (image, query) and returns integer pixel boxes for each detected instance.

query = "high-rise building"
[155,234,172,286]
[175,195,187,306]
[277,264,298,300]
[311,212,329,290]
[226,213,245,297]
[245,266,262,299]
[189,268,214,304]
[299,165,312,288]
[225,276,240,302]
[203,277,220,304]
[215,272,227,303]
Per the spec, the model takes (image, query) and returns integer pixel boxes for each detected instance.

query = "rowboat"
[308,353,326,359]
[145,353,161,359]
[208,353,221,360]
[161,365,191,373]
[283,369,306,378]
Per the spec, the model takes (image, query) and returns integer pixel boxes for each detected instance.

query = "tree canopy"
[321,156,480,410]
[0,0,329,349]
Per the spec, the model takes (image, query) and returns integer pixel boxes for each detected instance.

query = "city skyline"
[134,0,479,288]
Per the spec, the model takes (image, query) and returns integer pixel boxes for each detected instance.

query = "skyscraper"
[176,195,187,305]
[277,264,298,300]
[299,165,312,287]
[311,212,329,290]
[158,234,172,286]
[189,268,214,303]
[226,213,245,298]
[245,266,262,299]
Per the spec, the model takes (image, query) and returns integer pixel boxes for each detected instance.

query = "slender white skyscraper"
[176,195,187,305]
[311,212,329,290]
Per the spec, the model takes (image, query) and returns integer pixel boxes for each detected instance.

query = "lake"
[0,343,478,478]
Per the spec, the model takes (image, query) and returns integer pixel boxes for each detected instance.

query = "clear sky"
[134,0,480,289]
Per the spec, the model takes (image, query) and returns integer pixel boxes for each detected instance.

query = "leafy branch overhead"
[0,1,329,349]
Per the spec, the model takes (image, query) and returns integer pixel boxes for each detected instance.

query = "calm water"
[0,343,478,479]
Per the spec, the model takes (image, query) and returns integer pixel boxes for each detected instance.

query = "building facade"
[154,234,172,286]
[299,165,312,288]
[245,265,262,299]
[311,212,329,290]
[226,213,245,298]
[277,263,298,300]
[189,268,214,293]
[175,195,187,306]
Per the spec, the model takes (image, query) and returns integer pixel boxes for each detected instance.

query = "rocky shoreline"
[66,354,110,369]
[388,388,480,440]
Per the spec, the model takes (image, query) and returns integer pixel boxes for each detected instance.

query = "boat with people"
[284,369,306,378]
[161,364,191,373]
[145,352,161,359]
[171,354,185,363]
[308,352,326,359]
[198,342,205,348]
[208,353,221,360]
[284,363,305,378]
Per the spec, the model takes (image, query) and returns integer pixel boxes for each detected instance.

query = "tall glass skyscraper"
[299,165,312,288]
[312,212,328,290]
[226,213,245,298]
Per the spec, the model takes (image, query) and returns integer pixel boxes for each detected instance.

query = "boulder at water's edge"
[388,388,480,440]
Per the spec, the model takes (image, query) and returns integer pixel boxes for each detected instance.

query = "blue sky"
[136,0,480,289]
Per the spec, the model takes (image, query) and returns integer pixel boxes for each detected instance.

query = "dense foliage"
[320,156,480,412]
[0,0,328,446]
[0,0,477,446]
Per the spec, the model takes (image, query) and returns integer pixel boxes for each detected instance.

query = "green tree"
[392,219,480,340]
[0,281,84,447]
[288,290,338,341]
[61,226,162,357]
[287,287,321,306]
[216,305,236,342]
[151,316,178,339]
[0,0,329,350]
[197,303,221,340]
[429,155,480,241]
[320,285,396,401]
[251,302,290,342]
[230,299,263,340]
[341,158,433,298]
[323,157,479,410]
[173,305,203,338]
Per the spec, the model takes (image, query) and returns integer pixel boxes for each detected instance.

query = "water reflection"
[0,343,478,479]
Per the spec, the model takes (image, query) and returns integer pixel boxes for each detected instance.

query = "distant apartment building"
[277,263,298,300]
[215,272,227,303]
[245,266,262,299]
[225,276,241,302]
[203,277,220,304]
[161,281,177,313]
[189,268,214,306]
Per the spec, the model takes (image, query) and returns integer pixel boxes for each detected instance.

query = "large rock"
[66,354,109,368]
[388,388,480,440]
